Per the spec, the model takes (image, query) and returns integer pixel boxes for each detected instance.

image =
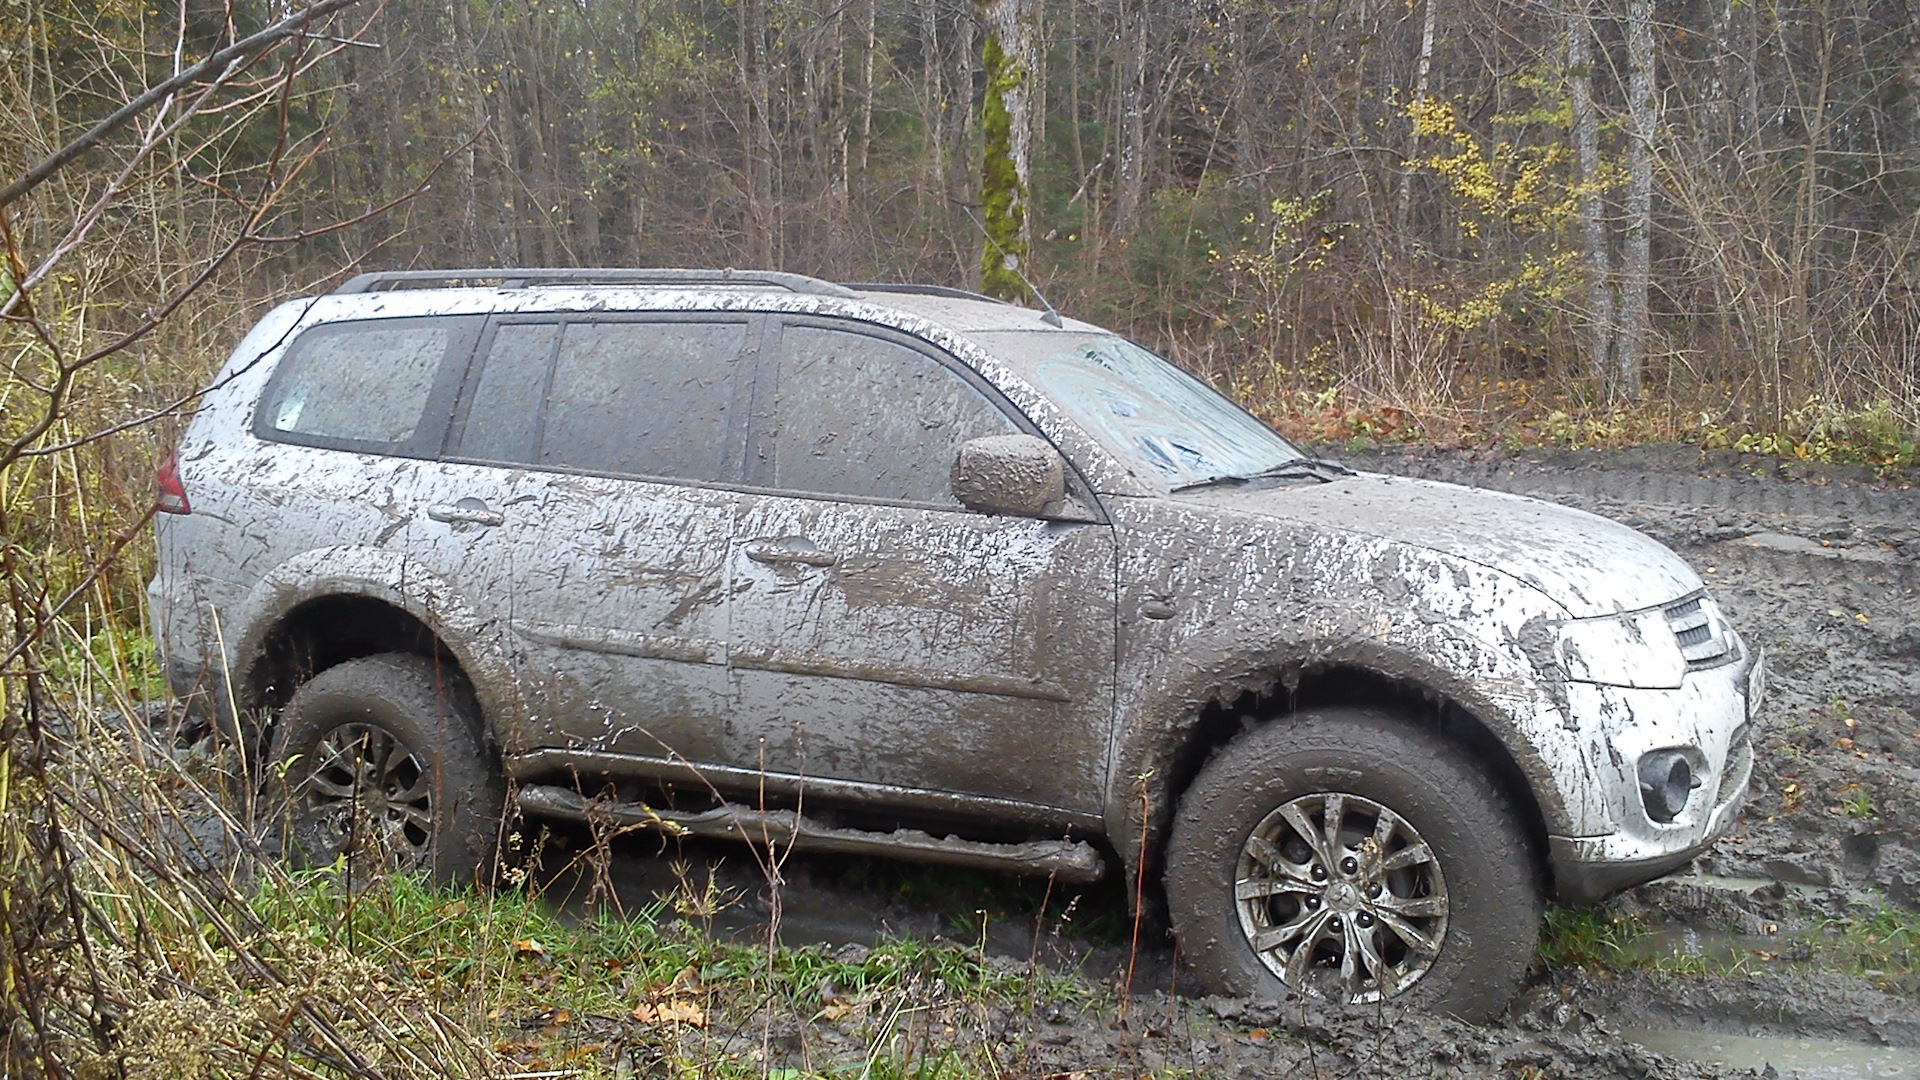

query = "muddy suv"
[150,268,1760,1017]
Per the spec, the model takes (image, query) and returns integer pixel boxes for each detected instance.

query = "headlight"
[1552,607,1687,688]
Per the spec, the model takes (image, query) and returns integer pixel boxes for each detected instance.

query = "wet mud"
[541,444,1920,1077]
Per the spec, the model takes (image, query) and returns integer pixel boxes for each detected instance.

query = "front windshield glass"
[972,331,1301,488]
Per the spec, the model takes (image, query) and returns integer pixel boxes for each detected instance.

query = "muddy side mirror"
[952,434,1067,517]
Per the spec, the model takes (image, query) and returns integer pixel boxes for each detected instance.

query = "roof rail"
[333,267,859,299]
[842,282,1014,306]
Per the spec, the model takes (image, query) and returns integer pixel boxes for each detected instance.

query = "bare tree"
[1616,0,1655,399]
[1567,0,1617,394]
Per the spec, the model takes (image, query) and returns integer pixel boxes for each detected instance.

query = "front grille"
[1665,595,1737,669]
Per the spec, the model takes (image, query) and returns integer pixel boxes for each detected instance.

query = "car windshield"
[971,331,1302,489]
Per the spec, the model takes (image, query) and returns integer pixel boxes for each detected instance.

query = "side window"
[454,322,556,464]
[452,318,748,483]
[760,324,1019,505]
[256,317,478,453]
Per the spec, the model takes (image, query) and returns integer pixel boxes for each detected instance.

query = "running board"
[515,784,1107,882]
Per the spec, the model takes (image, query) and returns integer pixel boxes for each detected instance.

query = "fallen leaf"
[666,965,702,994]
[513,938,547,957]
[632,999,705,1027]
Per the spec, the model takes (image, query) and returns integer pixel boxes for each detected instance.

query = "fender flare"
[1104,629,1574,887]
[225,546,530,753]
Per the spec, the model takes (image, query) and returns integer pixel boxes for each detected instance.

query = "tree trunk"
[739,0,776,265]
[1395,0,1439,243]
[1616,0,1654,399]
[856,0,877,176]
[979,0,1036,300]
[1568,0,1616,394]
[1112,0,1150,237]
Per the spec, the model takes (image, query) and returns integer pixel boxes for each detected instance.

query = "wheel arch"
[1109,640,1569,911]
[227,546,527,751]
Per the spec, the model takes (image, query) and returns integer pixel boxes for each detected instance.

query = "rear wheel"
[1165,707,1538,1020]
[268,653,503,885]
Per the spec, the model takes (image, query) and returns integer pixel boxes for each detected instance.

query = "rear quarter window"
[254,316,480,454]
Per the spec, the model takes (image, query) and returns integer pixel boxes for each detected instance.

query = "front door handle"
[426,497,505,527]
[744,538,838,567]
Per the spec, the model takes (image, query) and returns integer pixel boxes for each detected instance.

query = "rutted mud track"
[561,445,1920,1077]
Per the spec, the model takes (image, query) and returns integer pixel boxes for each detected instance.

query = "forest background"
[12,0,1920,480]
[4,0,1920,1072]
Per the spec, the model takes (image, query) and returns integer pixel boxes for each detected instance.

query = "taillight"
[157,452,191,515]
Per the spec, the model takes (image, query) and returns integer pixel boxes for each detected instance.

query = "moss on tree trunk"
[979,30,1028,302]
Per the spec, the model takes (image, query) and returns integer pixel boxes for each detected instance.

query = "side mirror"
[952,434,1067,517]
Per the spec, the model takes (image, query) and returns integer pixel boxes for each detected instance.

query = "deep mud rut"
[541,445,1920,1078]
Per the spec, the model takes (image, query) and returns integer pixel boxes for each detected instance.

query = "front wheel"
[1165,708,1538,1020]
[267,653,503,885]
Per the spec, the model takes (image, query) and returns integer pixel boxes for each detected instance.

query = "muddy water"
[1624,1028,1920,1079]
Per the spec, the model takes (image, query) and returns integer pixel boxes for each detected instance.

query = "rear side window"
[256,316,479,453]
[755,323,1019,506]
[451,317,749,483]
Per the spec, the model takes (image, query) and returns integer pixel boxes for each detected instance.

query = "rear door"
[723,318,1117,820]
[436,314,755,766]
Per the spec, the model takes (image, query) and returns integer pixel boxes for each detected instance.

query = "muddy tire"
[268,653,503,885]
[1165,708,1538,1020]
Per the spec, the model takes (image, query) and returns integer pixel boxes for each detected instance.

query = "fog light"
[1638,750,1699,823]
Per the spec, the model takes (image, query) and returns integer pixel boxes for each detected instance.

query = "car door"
[436,313,755,767]
[724,318,1117,819]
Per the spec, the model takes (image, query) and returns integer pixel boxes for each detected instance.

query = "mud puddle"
[1623,925,1796,966]
[1623,1027,1920,1079]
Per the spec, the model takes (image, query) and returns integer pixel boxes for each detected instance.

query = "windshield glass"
[972,331,1301,488]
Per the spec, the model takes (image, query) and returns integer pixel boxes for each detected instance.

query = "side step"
[516,784,1107,882]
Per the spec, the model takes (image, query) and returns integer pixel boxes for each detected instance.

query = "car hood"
[1178,472,1701,618]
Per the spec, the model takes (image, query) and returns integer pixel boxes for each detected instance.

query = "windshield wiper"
[1171,457,1355,493]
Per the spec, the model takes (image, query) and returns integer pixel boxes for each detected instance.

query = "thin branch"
[0,0,366,208]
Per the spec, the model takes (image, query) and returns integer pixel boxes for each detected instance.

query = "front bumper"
[1546,648,1762,904]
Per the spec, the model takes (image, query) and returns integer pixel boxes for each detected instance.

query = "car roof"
[320,268,1102,335]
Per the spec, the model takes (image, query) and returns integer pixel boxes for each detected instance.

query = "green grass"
[246,865,1084,1076]
[1819,906,1920,979]
[1540,900,1920,988]
[1536,905,1647,969]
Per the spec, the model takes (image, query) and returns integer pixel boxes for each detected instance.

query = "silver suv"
[149,269,1760,1017]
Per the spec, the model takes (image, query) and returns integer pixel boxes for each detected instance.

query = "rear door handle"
[744,538,837,567]
[426,497,505,527]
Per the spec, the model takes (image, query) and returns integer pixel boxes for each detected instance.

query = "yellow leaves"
[1406,96,1580,237]
[1405,251,1576,332]
[631,999,705,1027]
[1225,190,1344,294]
[1406,97,1456,139]
[631,965,706,1027]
